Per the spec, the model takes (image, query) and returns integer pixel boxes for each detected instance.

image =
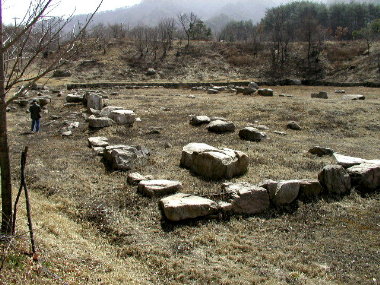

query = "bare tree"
[177,12,198,47]
[0,0,103,235]
[158,18,176,58]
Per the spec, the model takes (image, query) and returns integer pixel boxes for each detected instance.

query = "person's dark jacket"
[29,103,41,120]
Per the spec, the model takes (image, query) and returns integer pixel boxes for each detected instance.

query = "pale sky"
[2,0,142,24]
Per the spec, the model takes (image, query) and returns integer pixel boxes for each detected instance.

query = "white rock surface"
[180,143,249,180]
[109,110,136,126]
[159,193,218,221]
[138,180,182,197]
[222,182,269,214]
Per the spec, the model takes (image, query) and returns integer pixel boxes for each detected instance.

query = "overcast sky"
[2,0,142,24]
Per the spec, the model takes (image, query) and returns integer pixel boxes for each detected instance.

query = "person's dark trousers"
[31,119,40,132]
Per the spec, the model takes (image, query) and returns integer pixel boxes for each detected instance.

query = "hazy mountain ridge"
[73,0,279,28]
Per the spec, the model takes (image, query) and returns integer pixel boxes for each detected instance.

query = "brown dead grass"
[2,84,380,284]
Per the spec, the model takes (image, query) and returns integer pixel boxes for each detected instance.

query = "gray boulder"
[248,82,259,89]
[298,179,323,201]
[270,180,300,206]
[333,153,380,168]
[190,115,211,126]
[309,146,334,157]
[159,193,218,222]
[138,180,182,197]
[87,94,103,111]
[318,165,351,195]
[109,110,136,126]
[127,172,153,186]
[207,89,219,94]
[287,121,301,130]
[180,143,249,180]
[258,89,274,96]
[99,106,124,117]
[239,127,267,142]
[88,137,109,148]
[66,94,84,103]
[222,182,270,214]
[207,120,235,133]
[347,163,380,192]
[103,145,150,171]
[52,70,71,77]
[88,115,114,128]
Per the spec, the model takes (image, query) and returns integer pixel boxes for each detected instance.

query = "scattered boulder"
[138,180,182,198]
[92,147,105,156]
[298,179,323,201]
[190,115,211,126]
[207,88,219,94]
[99,106,124,117]
[333,153,380,168]
[127,172,153,186]
[311,91,328,99]
[159,193,218,222]
[88,137,109,148]
[180,143,249,180]
[87,93,103,111]
[52,70,71,77]
[222,182,270,214]
[103,145,150,171]
[309,146,334,157]
[239,127,267,142]
[270,180,300,206]
[109,110,136,126]
[273,131,287,136]
[287,121,301,130]
[258,88,274,96]
[88,115,114,128]
[248,82,259,89]
[146,68,156,76]
[335,90,346,94]
[207,120,235,133]
[342,94,365,100]
[66,94,84,103]
[347,162,380,192]
[318,165,351,195]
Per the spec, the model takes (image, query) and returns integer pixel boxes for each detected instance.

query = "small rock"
[287,121,301,130]
[164,142,172,149]
[61,130,72,136]
[127,172,152,186]
[207,89,219,94]
[258,89,274,96]
[342,94,365,100]
[309,146,334,157]
[146,68,156,76]
[239,127,267,142]
[88,137,109,148]
[248,82,259,89]
[273,131,287,136]
[138,180,182,198]
[335,90,346,94]
[190,116,211,126]
[207,120,235,133]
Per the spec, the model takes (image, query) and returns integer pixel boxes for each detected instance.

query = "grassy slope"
[54,40,380,84]
[1,85,379,284]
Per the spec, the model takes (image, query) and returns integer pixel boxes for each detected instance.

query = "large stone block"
[222,182,269,214]
[138,180,182,198]
[159,193,218,222]
[318,165,351,195]
[180,143,249,180]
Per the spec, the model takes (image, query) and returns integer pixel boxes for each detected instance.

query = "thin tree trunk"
[0,0,13,235]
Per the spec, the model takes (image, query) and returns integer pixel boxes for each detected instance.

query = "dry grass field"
[1,84,380,284]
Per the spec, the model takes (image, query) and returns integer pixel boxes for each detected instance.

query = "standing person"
[29,99,41,132]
